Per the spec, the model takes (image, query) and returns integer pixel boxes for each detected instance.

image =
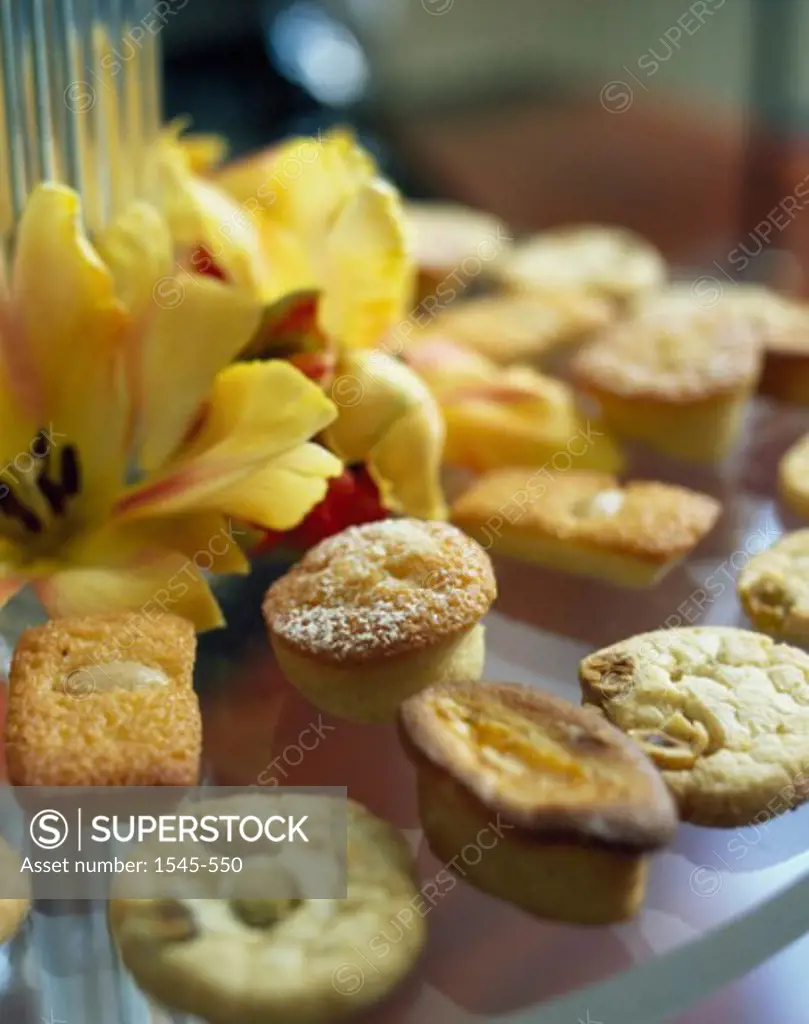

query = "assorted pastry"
[110,798,425,1024]
[492,225,668,306]
[5,613,201,787]
[405,200,510,301]
[737,529,809,642]
[406,337,626,475]
[580,627,809,827]
[262,518,497,723]
[2,176,808,1020]
[572,303,762,463]
[451,469,721,587]
[398,681,677,924]
[411,291,614,366]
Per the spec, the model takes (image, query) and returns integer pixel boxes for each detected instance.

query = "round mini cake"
[263,519,497,722]
[495,225,667,304]
[573,305,762,463]
[405,201,510,300]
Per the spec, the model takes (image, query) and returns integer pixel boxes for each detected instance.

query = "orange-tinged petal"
[320,179,414,349]
[255,221,319,306]
[326,351,446,519]
[118,361,337,520]
[96,201,173,324]
[367,401,447,520]
[103,511,251,576]
[35,554,224,631]
[214,442,342,531]
[156,136,272,297]
[258,128,376,240]
[139,274,263,472]
[11,185,130,511]
[214,148,280,206]
[179,133,230,175]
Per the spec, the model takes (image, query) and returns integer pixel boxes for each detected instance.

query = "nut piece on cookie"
[572,305,762,463]
[738,529,809,641]
[494,225,667,304]
[451,469,720,587]
[399,681,677,924]
[263,519,497,723]
[417,292,614,366]
[405,201,510,301]
[579,626,809,827]
[5,614,201,787]
[110,798,426,1024]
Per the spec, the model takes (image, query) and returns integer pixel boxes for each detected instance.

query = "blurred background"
[163,0,808,289]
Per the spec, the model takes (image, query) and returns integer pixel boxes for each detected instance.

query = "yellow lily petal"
[215,443,342,531]
[156,137,272,297]
[35,555,224,632]
[96,202,174,324]
[213,147,281,206]
[255,221,319,307]
[179,133,230,175]
[104,511,251,576]
[118,361,337,519]
[320,179,414,349]
[11,184,129,511]
[325,350,447,519]
[259,128,376,240]
[139,273,263,472]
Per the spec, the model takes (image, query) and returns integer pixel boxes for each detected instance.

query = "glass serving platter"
[1,397,808,1024]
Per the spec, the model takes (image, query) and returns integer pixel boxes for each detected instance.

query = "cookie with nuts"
[737,529,809,642]
[580,626,809,827]
[110,798,425,1023]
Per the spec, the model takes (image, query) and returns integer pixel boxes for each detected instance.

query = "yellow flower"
[152,123,274,300]
[214,128,446,521]
[407,337,625,475]
[0,185,341,629]
[324,351,447,520]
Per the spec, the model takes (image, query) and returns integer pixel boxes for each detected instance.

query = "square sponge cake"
[5,613,200,786]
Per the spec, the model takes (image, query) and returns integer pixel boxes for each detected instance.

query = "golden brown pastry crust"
[422,292,613,364]
[406,201,509,277]
[496,225,667,301]
[738,529,809,639]
[6,613,200,787]
[451,469,720,565]
[399,681,677,850]
[573,307,762,403]
[779,433,809,518]
[263,519,496,666]
[580,626,809,827]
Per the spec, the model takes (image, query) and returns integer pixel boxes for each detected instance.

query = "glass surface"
[3,398,804,1024]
